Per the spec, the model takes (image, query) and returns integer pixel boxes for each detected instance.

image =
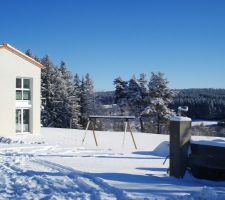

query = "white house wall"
[0,48,41,136]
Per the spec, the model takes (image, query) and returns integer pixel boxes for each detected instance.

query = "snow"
[170,116,192,122]
[192,120,218,126]
[89,115,135,119]
[191,135,225,147]
[0,128,224,199]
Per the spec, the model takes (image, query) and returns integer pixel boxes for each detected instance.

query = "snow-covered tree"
[127,75,142,116]
[25,50,84,129]
[68,95,82,129]
[74,74,81,95]
[113,77,129,115]
[80,73,95,126]
[137,73,149,131]
[41,55,58,127]
[138,73,148,100]
[52,61,74,127]
[41,60,72,128]
[46,61,81,128]
[25,49,34,58]
[50,67,68,127]
[70,73,82,129]
[143,72,175,134]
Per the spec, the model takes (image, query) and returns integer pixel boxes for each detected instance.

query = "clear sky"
[1,0,225,91]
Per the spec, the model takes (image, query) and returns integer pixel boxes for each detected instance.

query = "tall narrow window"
[16,109,30,133]
[16,109,22,133]
[16,78,31,100]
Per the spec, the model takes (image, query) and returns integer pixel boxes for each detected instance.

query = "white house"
[0,43,43,136]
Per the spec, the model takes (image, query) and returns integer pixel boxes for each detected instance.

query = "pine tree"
[50,67,67,127]
[138,73,148,131]
[26,50,83,129]
[113,77,128,115]
[41,55,58,127]
[138,73,148,100]
[74,74,81,95]
[70,73,82,129]
[80,73,95,127]
[54,61,74,127]
[25,49,34,58]
[127,75,142,116]
[143,72,175,134]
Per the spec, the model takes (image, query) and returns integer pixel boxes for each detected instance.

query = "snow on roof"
[0,43,43,68]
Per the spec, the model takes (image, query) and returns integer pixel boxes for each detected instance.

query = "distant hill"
[171,88,225,120]
[95,91,115,105]
[95,88,225,120]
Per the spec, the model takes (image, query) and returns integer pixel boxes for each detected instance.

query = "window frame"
[16,78,31,101]
[16,108,30,133]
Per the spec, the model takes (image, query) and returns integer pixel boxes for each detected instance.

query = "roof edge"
[0,43,44,69]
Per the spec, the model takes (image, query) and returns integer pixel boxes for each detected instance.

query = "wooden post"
[122,121,128,147]
[91,120,98,146]
[81,120,90,145]
[128,121,137,149]
[157,114,160,134]
[139,117,144,132]
[70,118,72,129]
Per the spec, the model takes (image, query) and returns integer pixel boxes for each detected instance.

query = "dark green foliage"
[171,89,225,120]
[80,74,95,127]
[127,75,143,116]
[95,91,114,105]
[112,72,174,133]
[113,77,129,115]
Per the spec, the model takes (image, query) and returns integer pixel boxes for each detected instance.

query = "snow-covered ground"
[192,120,218,126]
[0,128,225,200]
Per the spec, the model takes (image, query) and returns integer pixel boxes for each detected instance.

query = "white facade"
[0,44,43,136]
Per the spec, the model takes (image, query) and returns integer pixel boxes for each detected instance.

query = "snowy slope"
[0,128,224,200]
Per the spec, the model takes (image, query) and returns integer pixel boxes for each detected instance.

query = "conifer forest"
[26,49,225,133]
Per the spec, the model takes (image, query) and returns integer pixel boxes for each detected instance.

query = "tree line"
[28,48,225,133]
[113,73,174,133]
[28,44,225,132]
[97,88,225,121]
[25,49,95,129]
[170,89,225,120]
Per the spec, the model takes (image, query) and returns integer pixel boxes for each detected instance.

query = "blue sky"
[1,0,225,91]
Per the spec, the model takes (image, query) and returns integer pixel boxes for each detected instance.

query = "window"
[16,108,30,133]
[16,78,31,100]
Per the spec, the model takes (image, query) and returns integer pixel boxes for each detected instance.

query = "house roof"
[0,43,43,68]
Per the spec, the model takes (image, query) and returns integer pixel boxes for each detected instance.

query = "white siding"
[0,48,41,136]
